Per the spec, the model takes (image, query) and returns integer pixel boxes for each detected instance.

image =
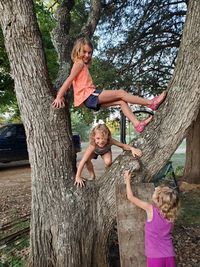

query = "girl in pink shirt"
[52,37,167,133]
[124,170,180,267]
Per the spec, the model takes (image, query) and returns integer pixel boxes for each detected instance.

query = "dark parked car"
[0,123,81,163]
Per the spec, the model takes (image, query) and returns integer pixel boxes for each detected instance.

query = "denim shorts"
[84,89,103,111]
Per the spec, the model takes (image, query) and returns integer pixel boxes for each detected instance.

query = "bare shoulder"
[87,143,95,151]
[70,60,84,77]
[74,59,84,67]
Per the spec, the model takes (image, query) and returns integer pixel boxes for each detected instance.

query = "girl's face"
[81,44,92,64]
[94,131,108,148]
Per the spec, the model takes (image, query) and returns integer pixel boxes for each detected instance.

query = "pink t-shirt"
[72,63,96,107]
[145,205,175,258]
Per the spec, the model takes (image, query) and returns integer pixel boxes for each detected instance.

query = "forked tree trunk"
[0,0,200,267]
[183,110,200,183]
[137,0,200,182]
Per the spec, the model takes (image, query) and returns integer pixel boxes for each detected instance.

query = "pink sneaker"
[135,116,153,133]
[135,121,146,133]
[147,91,167,111]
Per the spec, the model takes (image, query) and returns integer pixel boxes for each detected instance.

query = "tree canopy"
[0,0,187,123]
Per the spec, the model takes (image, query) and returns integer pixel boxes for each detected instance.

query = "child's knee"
[118,89,126,98]
[104,160,112,167]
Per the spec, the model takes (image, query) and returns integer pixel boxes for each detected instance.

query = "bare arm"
[124,170,152,215]
[74,144,95,187]
[111,138,142,158]
[52,61,84,108]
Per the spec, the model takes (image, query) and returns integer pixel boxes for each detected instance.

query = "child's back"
[145,205,175,258]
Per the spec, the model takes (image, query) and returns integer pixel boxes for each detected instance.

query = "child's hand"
[74,176,86,188]
[130,147,142,158]
[124,170,132,183]
[52,97,65,109]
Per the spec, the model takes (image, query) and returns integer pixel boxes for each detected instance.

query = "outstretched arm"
[111,138,142,157]
[124,170,152,214]
[74,144,95,188]
[52,61,84,108]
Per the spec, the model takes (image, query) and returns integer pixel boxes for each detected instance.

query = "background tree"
[0,28,15,118]
[98,0,200,184]
[0,1,200,267]
[0,0,58,120]
[183,110,200,183]
[97,0,187,95]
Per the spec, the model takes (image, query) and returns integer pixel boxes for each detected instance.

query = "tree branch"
[80,0,102,38]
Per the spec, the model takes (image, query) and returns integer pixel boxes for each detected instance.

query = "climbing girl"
[124,170,180,267]
[75,124,142,187]
[52,37,167,133]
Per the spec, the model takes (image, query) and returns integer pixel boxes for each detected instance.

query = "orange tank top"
[72,63,96,107]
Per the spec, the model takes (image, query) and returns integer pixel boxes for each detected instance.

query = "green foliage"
[0,1,59,120]
[70,0,89,38]
[175,165,184,177]
[0,236,29,267]
[98,0,187,96]
[0,28,15,110]
[171,153,186,169]
[71,111,91,141]
[35,0,59,82]
[177,191,200,226]
[90,58,124,89]
[106,119,120,135]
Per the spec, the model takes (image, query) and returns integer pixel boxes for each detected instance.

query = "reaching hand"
[52,97,65,109]
[130,147,142,158]
[124,170,132,183]
[74,176,86,188]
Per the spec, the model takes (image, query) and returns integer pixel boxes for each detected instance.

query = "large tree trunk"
[0,0,200,267]
[137,0,200,182]
[183,109,200,183]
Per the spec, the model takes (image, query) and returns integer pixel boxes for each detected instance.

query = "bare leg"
[101,100,153,128]
[98,89,151,106]
[101,151,112,167]
[99,89,166,108]
[85,158,96,179]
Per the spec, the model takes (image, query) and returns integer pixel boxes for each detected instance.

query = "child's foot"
[135,116,153,133]
[147,91,167,111]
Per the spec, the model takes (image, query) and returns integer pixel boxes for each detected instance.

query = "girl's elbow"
[127,194,132,201]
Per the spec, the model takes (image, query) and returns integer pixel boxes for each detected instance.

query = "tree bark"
[51,0,102,173]
[137,0,200,181]
[183,109,200,183]
[0,0,200,267]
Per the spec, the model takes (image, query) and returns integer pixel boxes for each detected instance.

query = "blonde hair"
[89,124,111,146]
[152,185,179,222]
[71,37,93,62]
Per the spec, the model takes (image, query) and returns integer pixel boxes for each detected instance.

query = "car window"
[17,125,26,138]
[0,125,10,135]
[0,125,17,137]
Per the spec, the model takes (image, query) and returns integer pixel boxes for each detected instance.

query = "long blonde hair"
[71,37,93,62]
[152,185,179,222]
[89,124,112,146]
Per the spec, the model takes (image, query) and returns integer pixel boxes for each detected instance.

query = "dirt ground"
[0,149,200,266]
[0,147,121,224]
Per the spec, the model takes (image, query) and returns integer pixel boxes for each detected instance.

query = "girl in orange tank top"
[52,37,167,133]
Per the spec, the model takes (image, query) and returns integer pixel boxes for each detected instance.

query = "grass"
[171,153,185,169]
[177,191,200,226]
[0,236,29,267]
